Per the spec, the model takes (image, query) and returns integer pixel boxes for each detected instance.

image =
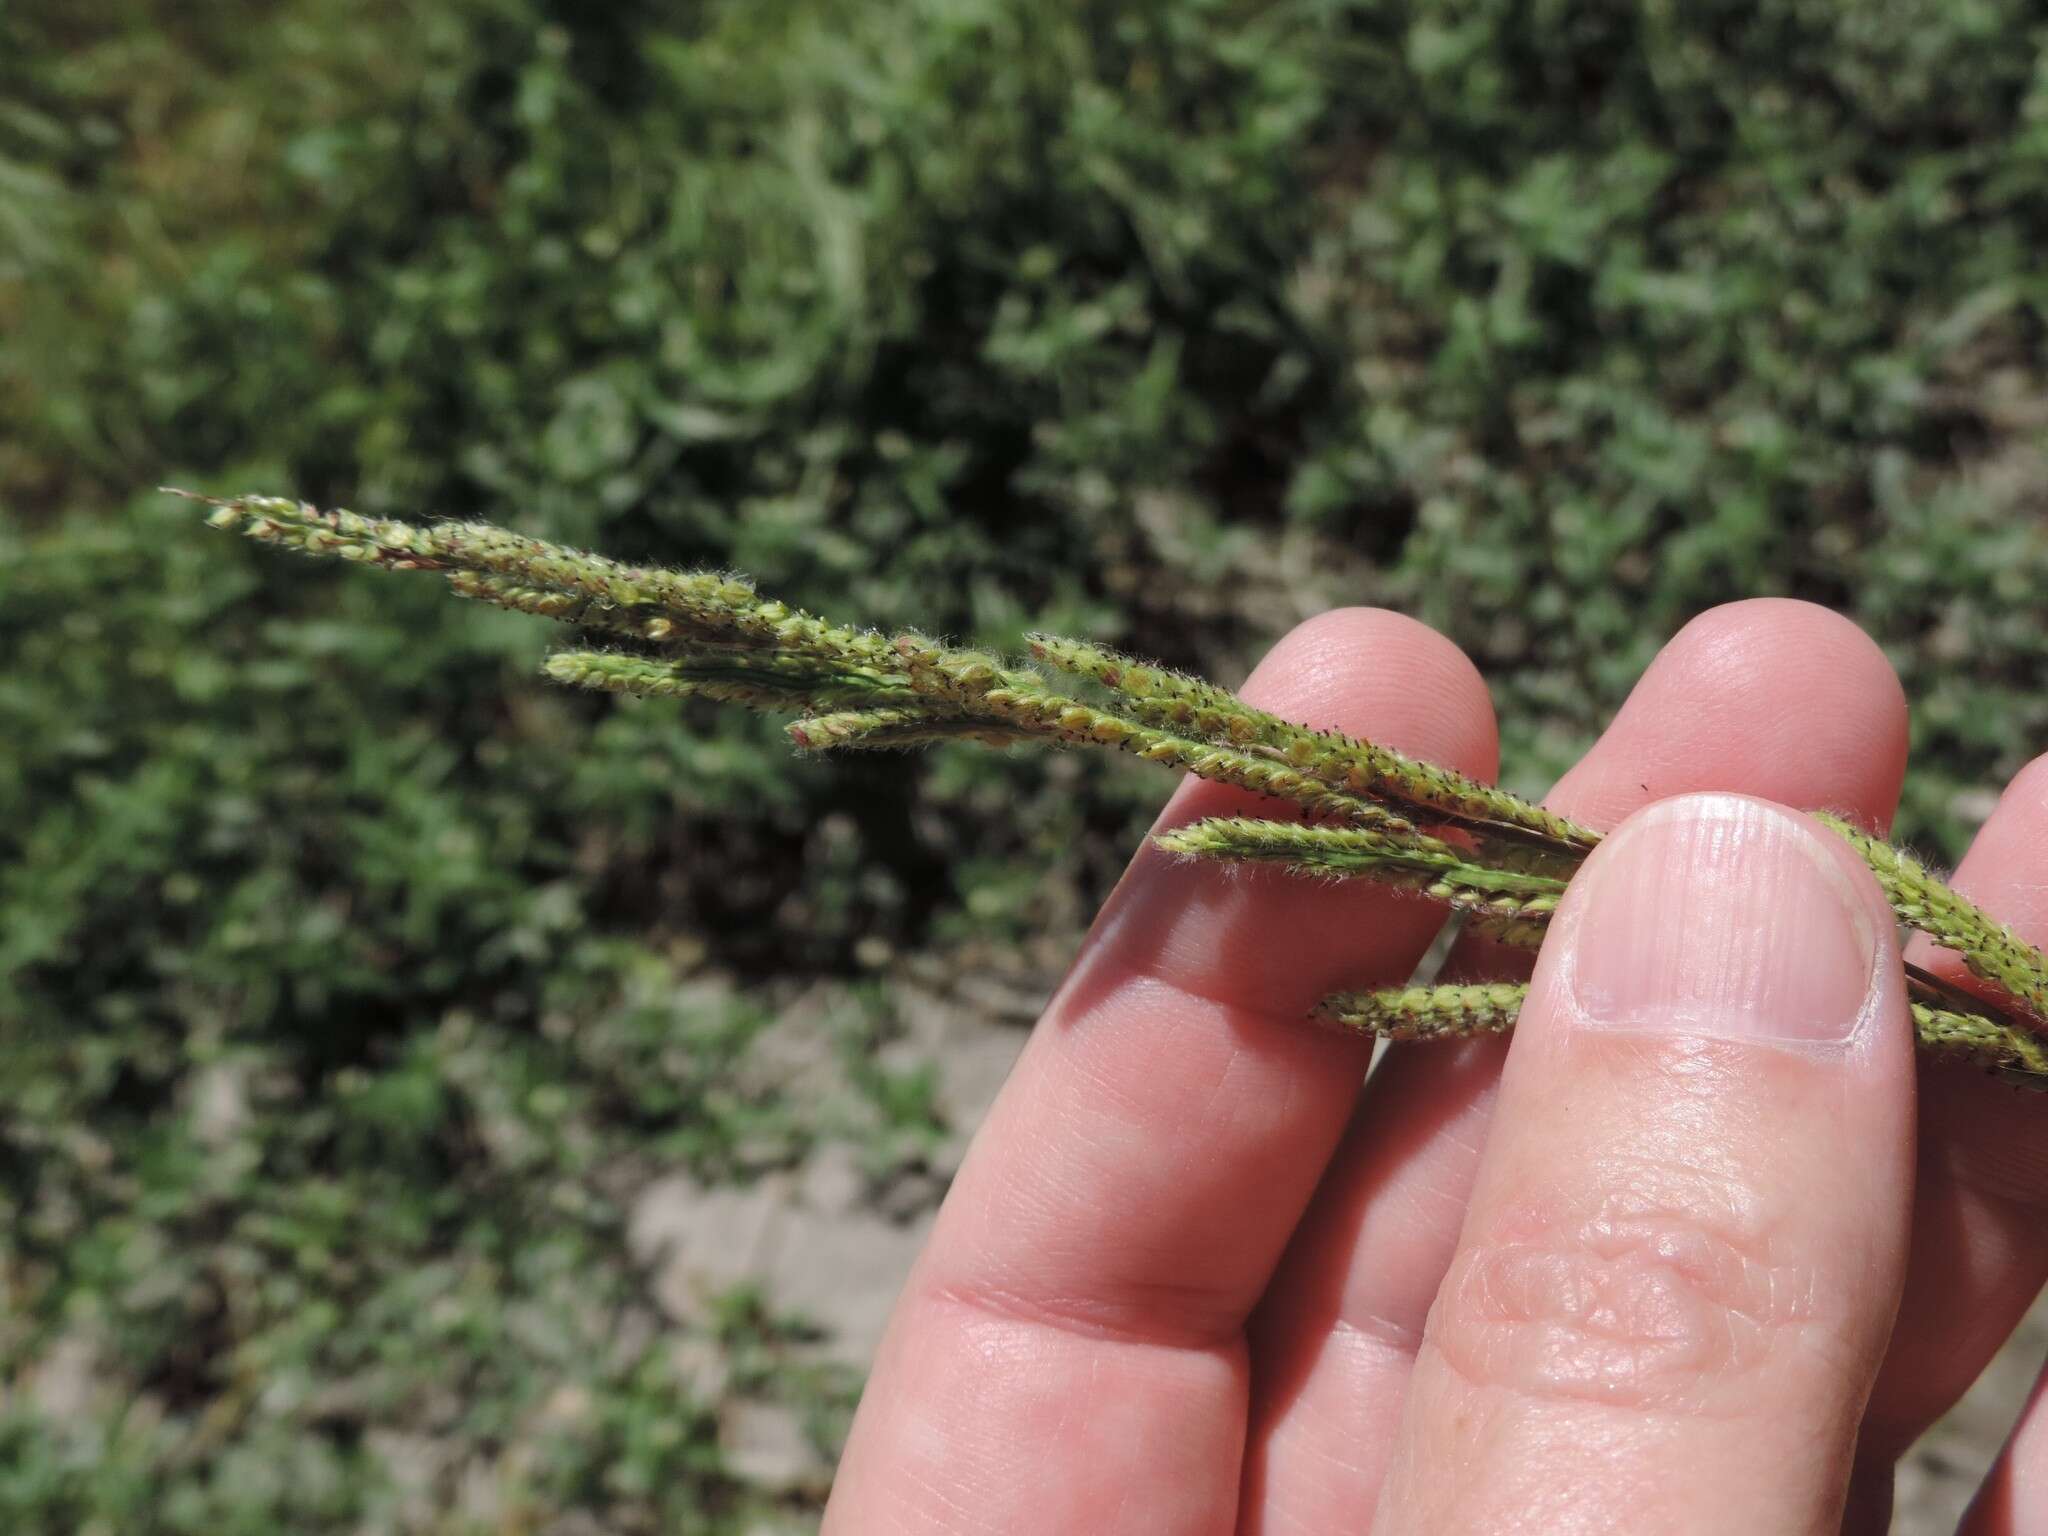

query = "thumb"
[1370,792,1914,1536]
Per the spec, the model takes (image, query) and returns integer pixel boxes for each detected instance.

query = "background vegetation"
[6,0,2048,1528]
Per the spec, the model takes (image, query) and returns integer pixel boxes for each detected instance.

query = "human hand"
[822,600,2048,1533]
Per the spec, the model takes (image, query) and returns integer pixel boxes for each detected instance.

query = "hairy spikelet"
[1318,980,2048,1087]
[1316,983,1525,1040]
[1031,634,1597,849]
[447,572,687,643]
[176,489,898,665]
[183,490,1580,832]
[542,650,918,712]
[1029,635,1279,745]
[543,651,726,701]
[1464,914,1553,950]
[787,707,1027,749]
[1277,732,1599,849]
[892,638,1401,821]
[177,486,2048,1094]
[1157,817,1564,926]
[1818,813,2048,1022]
[1915,1002,2048,1082]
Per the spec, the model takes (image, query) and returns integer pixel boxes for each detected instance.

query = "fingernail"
[1568,795,1879,1044]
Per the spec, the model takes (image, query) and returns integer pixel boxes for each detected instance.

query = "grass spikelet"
[1031,633,1598,851]
[174,489,897,665]
[1029,634,1279,745]
[1157,816,1565,926]
[543,650,919,712]
[787,707,1027,750]
[1315,982,1525,1040]
[174,486,2048,1094]
[1818,813,2048,1022]
[1318,979,2048,1089]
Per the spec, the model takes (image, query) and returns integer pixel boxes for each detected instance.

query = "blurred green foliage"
[6,0,2048,1527]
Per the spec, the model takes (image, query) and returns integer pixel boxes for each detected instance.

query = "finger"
[1446,595,1911,986]
[1240,601,1908,1530]
[1957,1353,2048,1536]
[1542,601,1909,832]
[1845,754,2048,1521]
[1372,793,1916,1535]
[824,608,1500,1534]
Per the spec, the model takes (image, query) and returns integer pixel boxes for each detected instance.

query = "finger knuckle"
[1425,1159,1818,1413]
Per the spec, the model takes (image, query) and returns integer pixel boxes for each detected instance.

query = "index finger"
[825,607,1500,1533]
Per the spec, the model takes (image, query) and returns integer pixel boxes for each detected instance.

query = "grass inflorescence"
[173,488,2048,1091]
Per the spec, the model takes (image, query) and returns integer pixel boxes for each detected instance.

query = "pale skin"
[821,599,2048,1534]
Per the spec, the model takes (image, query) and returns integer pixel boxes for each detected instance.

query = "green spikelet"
[1818,813,2048,1022]
[1463,914,1553,950]
[1317,979,2048,1088]
[447,572,686,643]
[1029,634,1279,745]
[1031,634,1598,850]
[1156,817,1565,927]
[1316,983,1525,1041]
[542,651,702,700]
[787,707,1027,750]
[888,639,1403,821]
[1915,1002,2048,1083]
[175,486,2048,1097]
[175,489,897,664]
[542,651,918,712]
